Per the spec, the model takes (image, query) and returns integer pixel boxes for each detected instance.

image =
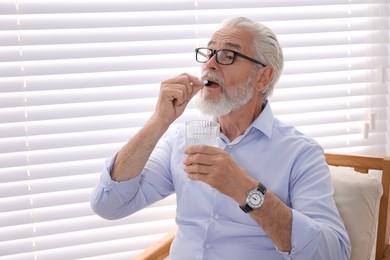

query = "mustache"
[201,71,225,86]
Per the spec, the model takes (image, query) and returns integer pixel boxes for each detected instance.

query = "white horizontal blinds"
[1,0,198,259]
[0,1,388,260]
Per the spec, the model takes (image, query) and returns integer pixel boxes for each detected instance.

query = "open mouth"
[204,80,220,88]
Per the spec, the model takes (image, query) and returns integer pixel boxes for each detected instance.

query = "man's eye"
[226,54,234,60]
[221,51,234,60]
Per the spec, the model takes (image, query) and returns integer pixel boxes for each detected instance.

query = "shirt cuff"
[100,153,141,193]
[287,209,322,257]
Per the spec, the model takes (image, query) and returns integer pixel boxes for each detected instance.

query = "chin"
[195,89,245,117]
[197,100,235,117]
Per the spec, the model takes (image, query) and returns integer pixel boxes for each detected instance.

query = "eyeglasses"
[195,47,266,67]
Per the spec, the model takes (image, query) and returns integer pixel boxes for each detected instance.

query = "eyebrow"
[207,41,242,51]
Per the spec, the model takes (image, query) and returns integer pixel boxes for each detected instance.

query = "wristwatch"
[239,183,267,213]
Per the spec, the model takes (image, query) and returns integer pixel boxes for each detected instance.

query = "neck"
[218,98,266,141]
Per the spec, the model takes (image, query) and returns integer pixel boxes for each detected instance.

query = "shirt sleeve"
[280,145,351,259]
[90,135,176,220]
[90,153,144,220]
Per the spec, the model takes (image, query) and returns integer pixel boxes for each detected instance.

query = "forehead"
[208,26,255,52]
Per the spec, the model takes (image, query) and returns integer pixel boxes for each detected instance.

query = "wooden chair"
[134,153,390,260]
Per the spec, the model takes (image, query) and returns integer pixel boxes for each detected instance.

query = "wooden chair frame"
[134,153,390,260]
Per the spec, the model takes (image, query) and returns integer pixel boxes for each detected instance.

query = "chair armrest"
[133,227,177,260]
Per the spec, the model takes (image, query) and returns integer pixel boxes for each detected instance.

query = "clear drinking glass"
[185,120,220,147]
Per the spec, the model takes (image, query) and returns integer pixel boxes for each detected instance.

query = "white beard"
[196,73,255,116]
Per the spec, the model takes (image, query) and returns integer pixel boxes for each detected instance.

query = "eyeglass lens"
[196,48,235,65]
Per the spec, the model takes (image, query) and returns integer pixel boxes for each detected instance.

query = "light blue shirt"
[91,103,351,260]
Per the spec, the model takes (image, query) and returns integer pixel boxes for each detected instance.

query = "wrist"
[236,177,259,206]
[239,182,267,213]
[148,114,171,135]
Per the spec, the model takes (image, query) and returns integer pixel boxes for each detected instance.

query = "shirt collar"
[250,101,273,139]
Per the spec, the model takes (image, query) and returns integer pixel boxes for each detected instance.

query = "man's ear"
[255,66,274,93]
[258,66,274,89]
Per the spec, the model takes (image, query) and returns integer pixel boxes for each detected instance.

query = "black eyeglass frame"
[195,47,266,67]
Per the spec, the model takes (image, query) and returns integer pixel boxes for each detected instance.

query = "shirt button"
[214,214,219,220]
[204,243,211,249]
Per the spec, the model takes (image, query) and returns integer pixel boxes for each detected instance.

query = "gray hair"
[221,17,284,99]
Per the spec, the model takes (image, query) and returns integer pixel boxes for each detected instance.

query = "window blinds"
[0,0,388,259]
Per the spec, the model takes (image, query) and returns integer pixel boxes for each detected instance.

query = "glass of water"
[185,120,220,148]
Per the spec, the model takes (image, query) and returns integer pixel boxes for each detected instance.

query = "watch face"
[247,190,264,208]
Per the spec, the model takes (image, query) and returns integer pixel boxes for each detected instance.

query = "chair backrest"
[325,153,390,260]
[134,153,390,260]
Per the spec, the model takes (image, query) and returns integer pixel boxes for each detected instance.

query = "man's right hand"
[153,73,204,126]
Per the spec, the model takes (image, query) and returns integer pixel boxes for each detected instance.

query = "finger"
[183,154,213,169]
[171,86,189,107]
[185,73,204,86]
[184,162,212,175]
[161,83,190,107]
[162,74,194,99]
[181,73,204,98]
[187,172,203,181]
[175,76,203,103]
[184,145,219,156]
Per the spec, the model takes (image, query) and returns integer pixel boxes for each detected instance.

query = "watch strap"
[239,204,254,213]
[257,182,267,194]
